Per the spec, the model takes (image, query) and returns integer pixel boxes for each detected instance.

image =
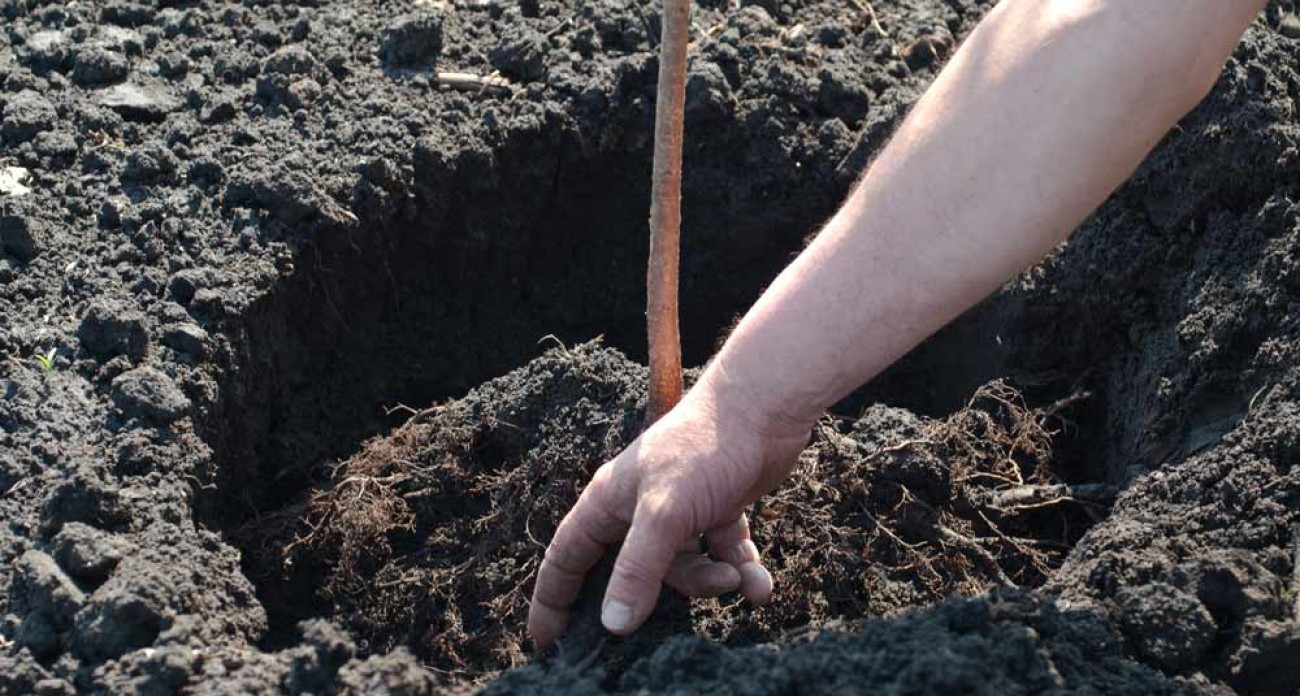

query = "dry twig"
[847,0,889,37]
[969,482,1116,514]
[434,71,513,96]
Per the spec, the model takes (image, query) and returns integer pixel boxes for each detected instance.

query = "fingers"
[528,471,628,647]
[663,547,742,597]
[601,500,688,635]
[706,515,774,605]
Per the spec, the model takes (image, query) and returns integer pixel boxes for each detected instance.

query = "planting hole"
[196,121,1109,676]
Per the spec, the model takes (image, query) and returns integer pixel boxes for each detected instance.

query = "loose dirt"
[2,1,1299,694]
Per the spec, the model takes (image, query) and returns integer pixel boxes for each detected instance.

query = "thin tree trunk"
[645,0,690,426]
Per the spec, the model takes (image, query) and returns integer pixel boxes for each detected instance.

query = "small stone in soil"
[94,83,179,123]
[0,169,32,199]
[1281,15,1300,40]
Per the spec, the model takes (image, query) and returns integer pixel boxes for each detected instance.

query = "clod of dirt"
[488,589,1198,695]
[110,367,190,423]
[88,619,354,695]
[0,90,56,144]
[380,13,447,69]
[0,212,44,262]
[78,299,150,360]
[50,522,128,585]
[72,525,266,662]
[70,47,129,87]
[12,550,85,660]
[264,45,320,78]
[1115,583,1218,672]
[19,30,72,73]
[1228,618,1300,693]
[121,144,180,186]
[161,323,210,360]
[1279,14,1300,39]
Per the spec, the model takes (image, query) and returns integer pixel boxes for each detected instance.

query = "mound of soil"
[1,0,1299,693]
[245,342,1092,687]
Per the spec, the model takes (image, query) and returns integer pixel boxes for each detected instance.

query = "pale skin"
[528,0,1269,646]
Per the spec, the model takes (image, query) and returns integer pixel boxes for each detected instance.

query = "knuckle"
[531,574,568,608]
[707,517,748,548]
[542,539,583,575]
[637,494,690,532]
[637,496,672,522]
[585,464,614,494]
[722,539,760,565]
[584,462,631,513]
[611,552,660,590]
[667,572,703,597]
[592,459,620,482]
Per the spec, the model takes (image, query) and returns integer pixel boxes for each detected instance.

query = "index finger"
[528,467,629,646]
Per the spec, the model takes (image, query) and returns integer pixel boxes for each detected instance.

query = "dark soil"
[1,0,1298,694]
[250,342,1087,687]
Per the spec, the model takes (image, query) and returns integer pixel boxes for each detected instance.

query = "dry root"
[725,380,1105,641]
[269,350,642,684]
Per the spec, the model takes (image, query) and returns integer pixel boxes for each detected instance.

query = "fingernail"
[738,562,774,605]
[602,600,633,633]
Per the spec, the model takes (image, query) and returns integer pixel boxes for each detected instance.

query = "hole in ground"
[198,118,852,644]
[195,118,1111,653]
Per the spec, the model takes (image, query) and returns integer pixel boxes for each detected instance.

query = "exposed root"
[968,482,1116,514]
[250,345,646,685]
[847,0,889,37]
[723,379,1103,642]
[434,71,514,96]
[931,521,1015,588]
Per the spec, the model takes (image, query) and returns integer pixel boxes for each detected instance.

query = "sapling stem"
[645,0,690,426]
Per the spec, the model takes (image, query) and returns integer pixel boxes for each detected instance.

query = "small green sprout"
[33,347,56,371]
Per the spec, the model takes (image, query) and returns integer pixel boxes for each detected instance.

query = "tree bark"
[645,0,690,426]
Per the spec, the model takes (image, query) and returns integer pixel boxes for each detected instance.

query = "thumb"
[601,500,686,635]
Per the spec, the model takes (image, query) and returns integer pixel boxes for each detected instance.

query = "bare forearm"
[697,0,1263,434]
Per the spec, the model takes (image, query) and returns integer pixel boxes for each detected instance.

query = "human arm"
[528,0,1267,646]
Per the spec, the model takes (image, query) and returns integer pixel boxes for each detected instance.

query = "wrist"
[686,355,819,445]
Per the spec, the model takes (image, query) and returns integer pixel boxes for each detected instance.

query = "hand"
[526,378,811,646]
